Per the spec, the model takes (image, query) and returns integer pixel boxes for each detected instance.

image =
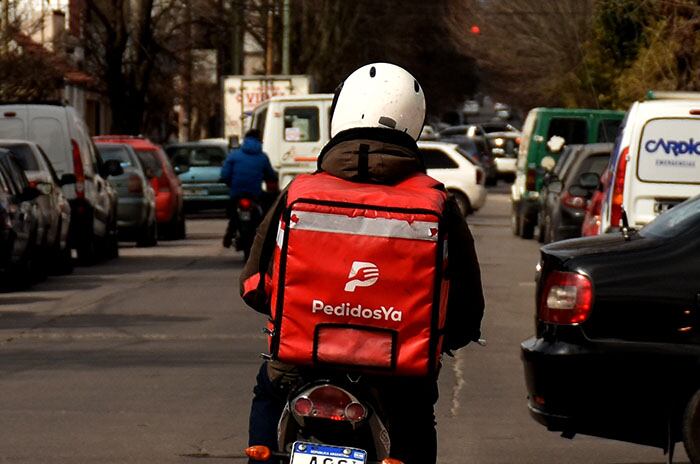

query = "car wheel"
[684,389,700,464]
[175,211,186,240]
[107,220,120,259]
[77,232,98,265]
[520,213,535,239]
[450,191,472,217]
[136,220,158,248]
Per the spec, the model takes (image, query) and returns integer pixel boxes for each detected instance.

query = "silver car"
[95,143,157,247]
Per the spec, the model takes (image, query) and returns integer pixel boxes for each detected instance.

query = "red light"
[470,24,481,35]
[293,397,313,416]
[304,385,355,421]
[610,146,629,229]
[239,198,252,209]
[344,402,367,421]
[539,271,593,325]
[28,180,38,189]
[71,139,85,199]
[560,191,587,210]
[245,446,271,461]
[525,168,537,191]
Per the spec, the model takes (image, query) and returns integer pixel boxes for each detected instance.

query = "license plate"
[290,442,367,464]
[184,188,207,197]
[238,210,251,220]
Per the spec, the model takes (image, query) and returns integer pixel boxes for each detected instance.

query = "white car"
[417,141,487,215]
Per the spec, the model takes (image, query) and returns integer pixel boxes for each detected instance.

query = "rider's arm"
[442,197,485,352]
[239,189,288,314]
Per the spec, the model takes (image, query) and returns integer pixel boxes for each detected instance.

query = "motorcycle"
[246,373,403,464]
[234,196,263,260]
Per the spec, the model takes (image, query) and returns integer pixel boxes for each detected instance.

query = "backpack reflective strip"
[289,210,439,241]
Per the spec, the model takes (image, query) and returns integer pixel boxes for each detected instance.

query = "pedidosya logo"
[344,261,379,292]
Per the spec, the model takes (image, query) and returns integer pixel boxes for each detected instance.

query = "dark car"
[440,125,497,185]
[0,149,42,286]
[95,143,157,246]
[521,195,700,461]
[164,141,229,212]
[538,143,612,243]
[0,140,73,274]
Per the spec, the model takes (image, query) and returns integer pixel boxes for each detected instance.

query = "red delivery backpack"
[265,172,449,376]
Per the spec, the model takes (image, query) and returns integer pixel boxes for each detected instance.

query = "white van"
[0,103,121,263]
[248,94,334,187]
[600,94,700,232]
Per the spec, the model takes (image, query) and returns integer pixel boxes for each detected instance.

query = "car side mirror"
[20,186,40,202]
[102,159,124,177]
[546,136,566,154]
[540,155,556,172]
[548,180,563,194]
[578,172,600,190]
[59,173,77,186]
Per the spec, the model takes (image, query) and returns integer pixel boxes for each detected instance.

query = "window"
[171,146,227,167]
[0,144,39,171]
[253,107,268,140]
[97,146,133,166]
[284,107,319,142]
[641,195,700,239]
[420,148,458,169]
[30,117,68,169]
[135,150,163,178]
[597,119,622,143]
[546,118,587,145]
[37,146,61,184]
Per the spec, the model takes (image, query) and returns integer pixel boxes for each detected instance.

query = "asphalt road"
[0,185,687,463]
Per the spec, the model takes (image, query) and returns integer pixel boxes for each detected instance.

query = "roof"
[530,107,625,117]
[93,135,159,150]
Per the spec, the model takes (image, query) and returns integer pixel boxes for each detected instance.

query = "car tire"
[106,219,119,260]
[450,191,472,217]
[77,230,98,265]
[683,389,700,464]
[520,212,535,239]
[54,243,74,275]
[136,220,158,248]
[175,211,186,240]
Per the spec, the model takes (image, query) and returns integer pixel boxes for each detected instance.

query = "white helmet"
[330,63,426,140]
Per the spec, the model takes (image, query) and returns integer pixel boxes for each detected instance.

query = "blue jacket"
[220,136,276,198]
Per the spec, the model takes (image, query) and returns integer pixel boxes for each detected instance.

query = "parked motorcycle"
[235,196,263,260]
[246,372,402,464]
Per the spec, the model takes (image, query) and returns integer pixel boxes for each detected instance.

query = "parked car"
[0,103,121,264]
[0,148,41,286]
[164,141,229,212]
[511,107,624,239]
[0,140,72,274]
[537,143,612,244]
[599,92,700,233]
[522,194,700,462]
[94,135,185,240]
[439,125,498,185]
[95,143,157,247]
[417,141,487,216]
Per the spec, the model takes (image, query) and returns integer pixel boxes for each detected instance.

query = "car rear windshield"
[547,118,587,145]
[455,143,479,165]
[0,144,40,171]
[97,146,133,167]
[171,146,226,167]
[134,150,163,178]
[640,195,700,238]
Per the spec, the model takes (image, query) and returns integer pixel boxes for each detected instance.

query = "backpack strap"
[257,190,288,288]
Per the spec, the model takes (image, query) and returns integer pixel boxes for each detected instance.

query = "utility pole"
[265,0,274,75]
[282,0,290,74]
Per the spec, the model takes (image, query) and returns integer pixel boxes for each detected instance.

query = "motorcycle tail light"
[382,459,405,464]
[344,402,367,421]
[293,397,313,416]
[239,198,252,210]
[245,445,271,461]
[539,271,593,325]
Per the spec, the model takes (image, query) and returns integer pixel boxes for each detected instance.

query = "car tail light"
[609,146,629,228]
[71,139,85,199]
[28,180,38,189]
[239,198,252,210]
[382,459,405,464]
[560,191,587,209]
[149,176,160,192]
[157,175,170,192]
[525,167,536,191]
[127,174,143,194]
[539,271,593,325]
[475,168,484,185]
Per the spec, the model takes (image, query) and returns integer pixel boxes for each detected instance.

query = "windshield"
[455,143,479,165]
[134,150,163,178]
[171,146,227,167]
[97,146,133,167]
[640,195,700,239]
[0,143,40,171]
